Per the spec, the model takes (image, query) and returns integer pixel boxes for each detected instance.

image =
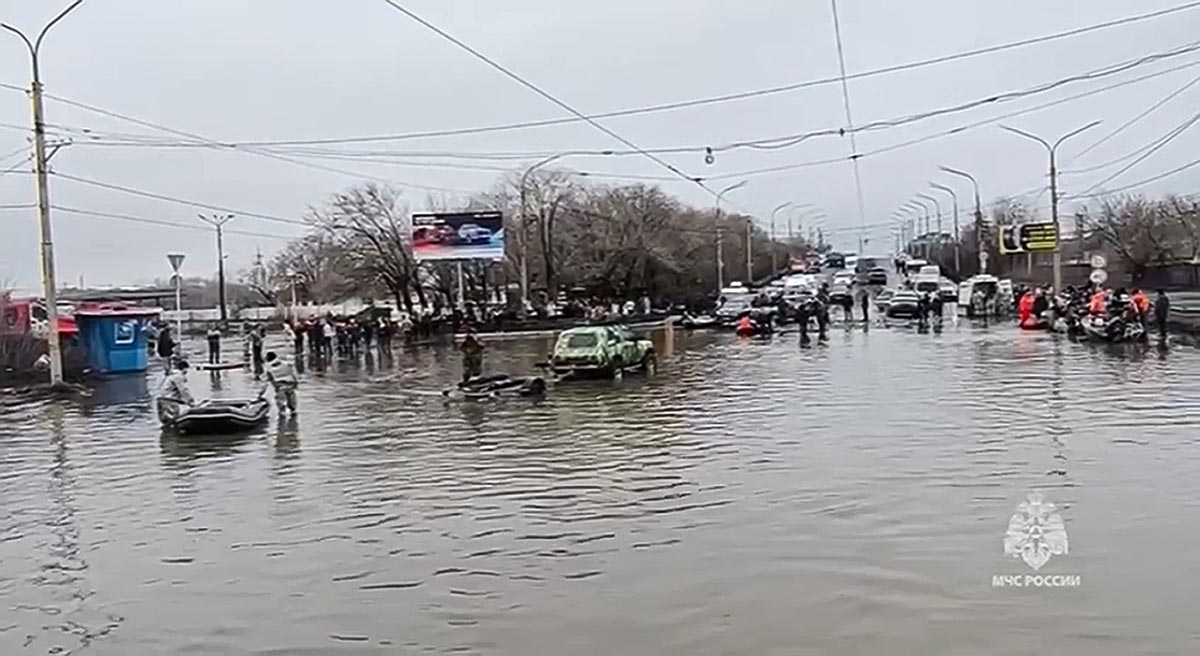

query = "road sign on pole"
[167,253,185,337]
[1089,269,1108,286]
[1089,254,1107,270]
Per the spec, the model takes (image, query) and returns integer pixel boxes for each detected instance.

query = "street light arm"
[0,23,34,57]
[35,0,84,54]
[1000,125,1052,152]
[1053,120,1102,151]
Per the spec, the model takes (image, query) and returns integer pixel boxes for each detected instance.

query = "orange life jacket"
[1017,293,1034,321]
[737,316,753,332]
[1131,292,1150,314]
[1089,292,1108,315]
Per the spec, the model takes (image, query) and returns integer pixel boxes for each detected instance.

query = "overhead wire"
[50,171,313,228]
[376,0,713,197]
[56,39,1200,166]
[1070,72,1200,161]
[51,206,299,240]
[828,0,869,235]
[706,55,1200,180]
[95,0,1200,148]
[1075,109,1200,196]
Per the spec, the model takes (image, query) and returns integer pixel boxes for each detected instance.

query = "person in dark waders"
[859,290,871,324]
[205,324,221,364]
[460,333,485,383]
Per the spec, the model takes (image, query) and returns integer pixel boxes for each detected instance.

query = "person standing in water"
[249,325,265,374]
[157,325,176,373]
[265,351,299,415]
[460,333,485,383]
[205,324,221,364]
[1154,290,1171,343]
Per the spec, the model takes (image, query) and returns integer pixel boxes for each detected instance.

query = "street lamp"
[915,192,943,261]
[769,201,793,273]
[715,181,748,291]
[929,182,960,275]
[940,166,986,274]
[198,214,235,326]
[1000,121,1101,290]
[2,0,86,388]
[519,152,572,314]
[906,199,932,259]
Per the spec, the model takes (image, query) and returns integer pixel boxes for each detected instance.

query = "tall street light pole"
[940,166,986,275]
[929,182,960,275]
[715,181,748,292]
[907,200,932,259]
[1000,121,1101,290]
[2,0,85,389]
[198,214,234,325]
[769,201,792,274]
[916,193,942,262]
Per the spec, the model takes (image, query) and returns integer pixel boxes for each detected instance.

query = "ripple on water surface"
[2,327,1199,655]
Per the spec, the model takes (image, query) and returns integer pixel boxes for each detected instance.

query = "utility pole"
[3,1,85,389]
[1001,121,1101,290]
[167,253,185,338]
[930,182,960,276]
[199,214,234,325]
[941,166,986,275]
[715,181,747,292]
[769,201,792,275]
[745,218,754,283]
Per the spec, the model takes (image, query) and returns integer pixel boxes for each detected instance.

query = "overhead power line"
[52,206,298,240]
[1074,154,1200,197]
[1070,72,1200,161]
[51,171,313,228]
[58,38,1200,171]
[706,56,1200,181]
[90,0,1200,149]
[1076,109,1200,195]
[377,0,712,197]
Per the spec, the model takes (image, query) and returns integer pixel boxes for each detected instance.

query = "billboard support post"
[456,261,465,310]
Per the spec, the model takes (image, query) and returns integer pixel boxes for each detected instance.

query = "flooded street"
[3,325,1199,655]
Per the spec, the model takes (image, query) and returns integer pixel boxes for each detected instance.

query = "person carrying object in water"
[157,359,195,425]
[265,351,299,415]
[460,332,485,383]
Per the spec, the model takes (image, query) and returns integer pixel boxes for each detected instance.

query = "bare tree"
[310,183,421,312]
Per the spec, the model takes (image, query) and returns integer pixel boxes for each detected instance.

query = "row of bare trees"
[262,173,806,311]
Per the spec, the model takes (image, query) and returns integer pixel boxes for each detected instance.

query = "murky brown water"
[2,325,1199,655]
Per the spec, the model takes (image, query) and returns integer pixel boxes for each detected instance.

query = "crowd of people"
[1015,283,1171,342]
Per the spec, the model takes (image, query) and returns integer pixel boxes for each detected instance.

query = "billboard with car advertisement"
[410,211,504,261]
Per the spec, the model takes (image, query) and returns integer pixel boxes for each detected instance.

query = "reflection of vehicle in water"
[456,223,493,245]
[550,325,655,378]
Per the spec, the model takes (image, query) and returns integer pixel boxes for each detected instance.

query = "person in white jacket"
[265,352,298,415]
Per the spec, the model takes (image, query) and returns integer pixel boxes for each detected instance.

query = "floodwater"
[2,324,1199,655]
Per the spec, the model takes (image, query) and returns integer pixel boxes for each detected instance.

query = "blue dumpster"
[75,305,162,374]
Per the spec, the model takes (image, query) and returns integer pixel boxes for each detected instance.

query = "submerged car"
[866,267,889,285]
[885,291,921,319]
[550,325,655,377]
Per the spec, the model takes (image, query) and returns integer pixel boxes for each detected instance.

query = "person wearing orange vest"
[1130,288,1150,324]
[736,314,755,336]
[1088,289,1109,315]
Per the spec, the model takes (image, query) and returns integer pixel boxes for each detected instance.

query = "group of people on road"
[1014,283,1172,341]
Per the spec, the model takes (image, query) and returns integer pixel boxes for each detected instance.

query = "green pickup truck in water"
[550,325,656,378]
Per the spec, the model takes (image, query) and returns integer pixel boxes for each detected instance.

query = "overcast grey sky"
[2,0,1197,289]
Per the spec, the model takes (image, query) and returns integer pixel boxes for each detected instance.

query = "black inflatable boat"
[172,398,270,434]
[444,374,548,400]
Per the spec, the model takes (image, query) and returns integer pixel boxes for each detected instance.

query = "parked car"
[866,267,889,285]
[885,290,921,319]
[822,252,846,269]
[456,223,493,245]
[550,325,655,377]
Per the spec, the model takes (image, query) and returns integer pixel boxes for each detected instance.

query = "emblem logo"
[1003,492,1068,571]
